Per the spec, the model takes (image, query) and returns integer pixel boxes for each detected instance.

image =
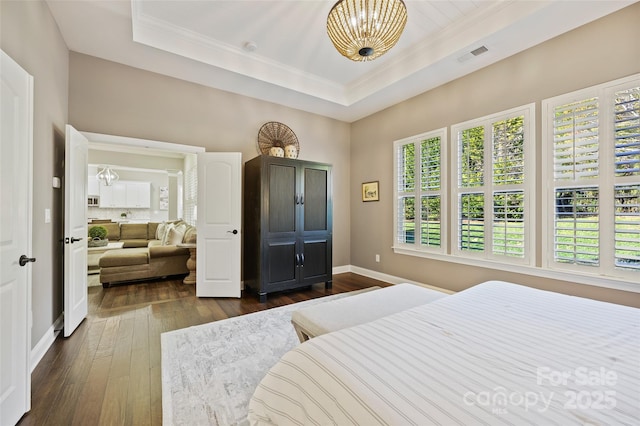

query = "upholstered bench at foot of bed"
[291,283,449,343]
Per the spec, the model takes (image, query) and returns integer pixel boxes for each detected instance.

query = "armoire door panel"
[266,240,297,284]
[301,239,329,280]
[268,164,296,233]
[303,167,328,232]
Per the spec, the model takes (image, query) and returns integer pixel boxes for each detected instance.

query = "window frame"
[542,74,640,282]
[450,103,536,266]
[393,128,448,256]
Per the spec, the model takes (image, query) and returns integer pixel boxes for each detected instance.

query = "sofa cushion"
[120,223,148,240]
[149,244,190,259]
[101,222,121,240]
[148,222,160,240]
[99,248,149,267]
[122,239,149,248]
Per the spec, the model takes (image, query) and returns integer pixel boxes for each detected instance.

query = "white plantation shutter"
[551,97,601,266]
[396,142,415,244]
[544,74,640,280]
[553,98,599,180]
[420,137,442,247]
[553,187,599,266]
[614,185,640,269]
[459,193,484,251]
[493,191,525,257]
[183,155,197,226]
[394,129,446,253]
[614,87,640,176]
[452,105,533,263]
[493,118,525,186]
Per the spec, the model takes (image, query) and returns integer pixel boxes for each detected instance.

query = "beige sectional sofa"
[92,221,196,288]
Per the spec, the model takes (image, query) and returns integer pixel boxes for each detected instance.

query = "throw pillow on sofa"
[161,223,175,245]
[167,222,188,245]
[156,222,167,240]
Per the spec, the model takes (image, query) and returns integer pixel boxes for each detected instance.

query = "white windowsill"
[392,246,639,294]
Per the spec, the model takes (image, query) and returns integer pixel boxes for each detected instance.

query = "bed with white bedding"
[248,281,640,425]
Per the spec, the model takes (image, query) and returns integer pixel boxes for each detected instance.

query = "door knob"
[70,237,83,243]
[227,229,238,235]
[19,255,36,266]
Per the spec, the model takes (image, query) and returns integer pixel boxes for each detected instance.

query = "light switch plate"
[45,208,51,224]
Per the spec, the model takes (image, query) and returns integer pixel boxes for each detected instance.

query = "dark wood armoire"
[243,155,332,302]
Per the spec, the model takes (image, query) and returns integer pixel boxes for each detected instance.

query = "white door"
[63,125,88,337]
[0,50,33,426]
[196,152,242,297]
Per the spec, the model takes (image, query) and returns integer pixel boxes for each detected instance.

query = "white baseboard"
[332,265,351,274]
[340,265,455,294]
[30,314,63,373]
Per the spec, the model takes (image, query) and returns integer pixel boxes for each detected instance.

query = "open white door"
[63,125,88,337]
[196,152,242,298]
[0,50,33,426]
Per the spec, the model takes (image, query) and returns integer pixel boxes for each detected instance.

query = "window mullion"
[599,86,616,273]
[414,140,421,246]
[484,123,493,260]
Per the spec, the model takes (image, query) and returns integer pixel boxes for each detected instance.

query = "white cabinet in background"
[126,182,151,208]
[99,181,148,208]
[99,182,126,207]
[87,176,99,196]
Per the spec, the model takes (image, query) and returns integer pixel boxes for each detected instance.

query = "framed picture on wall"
[159,186,169,210]
[362,181,379,202]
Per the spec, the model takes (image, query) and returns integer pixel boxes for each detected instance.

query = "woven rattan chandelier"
[327,0,407,62]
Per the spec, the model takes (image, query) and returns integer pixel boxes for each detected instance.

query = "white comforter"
[248,281,640,425]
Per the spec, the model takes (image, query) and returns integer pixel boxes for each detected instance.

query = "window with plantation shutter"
[183,154,198,226]
[615,87,640,176]
[394,129,446,253]
[451,104,534,265]
[543,74,640,280]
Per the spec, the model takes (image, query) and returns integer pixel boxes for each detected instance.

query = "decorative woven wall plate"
[257,121,299,155]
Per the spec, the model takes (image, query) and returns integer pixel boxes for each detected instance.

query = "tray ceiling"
[46,0,635,122]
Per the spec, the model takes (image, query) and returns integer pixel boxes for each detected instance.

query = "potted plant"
[88,225,108,247]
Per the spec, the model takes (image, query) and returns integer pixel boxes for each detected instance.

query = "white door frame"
[78,131,204,278]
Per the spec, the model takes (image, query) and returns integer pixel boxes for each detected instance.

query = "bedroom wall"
[350,3,640,307]
[68,52,352,268]
[1,0,70,347]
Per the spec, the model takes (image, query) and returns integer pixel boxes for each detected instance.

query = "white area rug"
[161,291,368,426]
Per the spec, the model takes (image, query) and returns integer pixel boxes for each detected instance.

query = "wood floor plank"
[95,316,121,359]
[126,347,151,426]
[99,375,129,425]
[109,317,135,379]
[19,273,389,426]
[71,355,112,426]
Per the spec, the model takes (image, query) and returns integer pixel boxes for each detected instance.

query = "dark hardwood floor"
[18,273,389,426]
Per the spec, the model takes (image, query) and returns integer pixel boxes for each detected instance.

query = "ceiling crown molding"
[131,0,347,105]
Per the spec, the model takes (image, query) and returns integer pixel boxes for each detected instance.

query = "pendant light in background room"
[96,165,119,186]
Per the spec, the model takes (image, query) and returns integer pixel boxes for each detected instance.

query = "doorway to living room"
[82,131,204,286]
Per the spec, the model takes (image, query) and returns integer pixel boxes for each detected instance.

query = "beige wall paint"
[350,4,640,307]
[69,52,352,268]
[1,0,70,346]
